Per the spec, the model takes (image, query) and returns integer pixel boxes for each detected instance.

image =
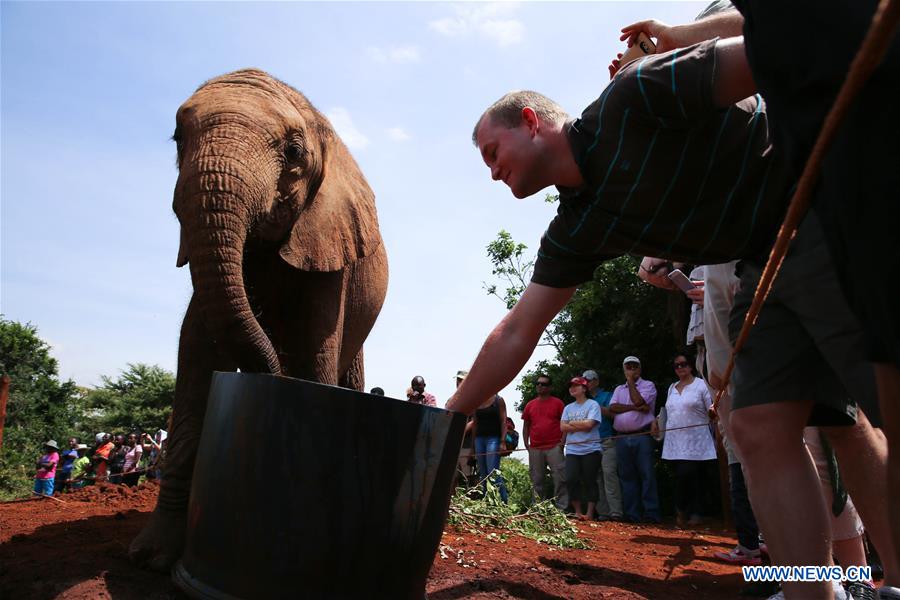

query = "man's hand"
[624,366,638,384]
[686,280,705,306]
[609,52,624,79]
[622,11,744,56]
[638,257,676,290]
[620,19,682,53]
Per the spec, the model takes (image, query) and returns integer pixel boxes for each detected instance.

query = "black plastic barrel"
[173,372,466,599]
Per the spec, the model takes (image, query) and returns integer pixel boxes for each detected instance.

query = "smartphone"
[667,269,696,293]
[619,32,657,68]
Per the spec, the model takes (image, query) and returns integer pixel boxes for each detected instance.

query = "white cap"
[622,356,641,365]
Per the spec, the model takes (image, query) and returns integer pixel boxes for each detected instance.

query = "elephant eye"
[285,141,306,166]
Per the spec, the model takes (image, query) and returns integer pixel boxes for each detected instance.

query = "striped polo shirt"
[532,39,792,288]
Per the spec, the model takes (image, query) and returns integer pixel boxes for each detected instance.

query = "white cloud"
[366,45,422,64]
[479,19,524,47]
[428,17,467,37]
[428,3,525,47]
[386,127,411,142]
[326,108,369,150]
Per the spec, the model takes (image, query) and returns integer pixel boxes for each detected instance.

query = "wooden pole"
[0,375,9,449]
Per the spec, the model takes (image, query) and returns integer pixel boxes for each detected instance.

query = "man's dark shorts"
[728,214,880,428]
[733,0,900,366]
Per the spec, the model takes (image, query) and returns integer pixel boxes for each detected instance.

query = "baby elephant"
[129,69,388,571]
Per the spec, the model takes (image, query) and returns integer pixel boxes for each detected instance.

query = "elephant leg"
[278,270,346,385]
[338,348,365,392]
[130,295,235,571]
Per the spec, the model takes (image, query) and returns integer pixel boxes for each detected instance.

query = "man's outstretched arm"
[446,282,577,415]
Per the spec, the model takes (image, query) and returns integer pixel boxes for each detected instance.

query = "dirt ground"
[1,482,756,599]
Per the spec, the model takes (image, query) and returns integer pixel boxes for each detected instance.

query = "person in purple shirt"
[609,356,660,523]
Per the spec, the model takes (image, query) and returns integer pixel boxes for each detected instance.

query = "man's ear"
[521,106,539,135]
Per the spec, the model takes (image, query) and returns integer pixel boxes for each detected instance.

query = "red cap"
[569,376,589,387]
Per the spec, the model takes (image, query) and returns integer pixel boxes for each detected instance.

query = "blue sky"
[2,1,705,432]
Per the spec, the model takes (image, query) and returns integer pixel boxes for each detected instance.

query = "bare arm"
[620,10,744,53]
[626,381,647,408]
[608,403,634,414]
[568,419,598,432]
[522,421,531,449]
[447,282,577,414]
[712,36,757,108]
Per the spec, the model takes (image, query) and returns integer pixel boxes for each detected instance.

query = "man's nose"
[491,165,501,180]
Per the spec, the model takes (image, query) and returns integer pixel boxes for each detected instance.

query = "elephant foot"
[129,508,187,572]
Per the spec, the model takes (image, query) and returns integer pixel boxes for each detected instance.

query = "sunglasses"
[673,362,690,369]
[536,382,551,387]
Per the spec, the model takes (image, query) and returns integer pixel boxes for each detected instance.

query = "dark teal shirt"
[592,390,614,440]
[532,39,791,288]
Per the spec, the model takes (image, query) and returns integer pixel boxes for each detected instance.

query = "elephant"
[129,69,389,571]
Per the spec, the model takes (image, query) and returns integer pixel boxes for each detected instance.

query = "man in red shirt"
[522,374,568,511]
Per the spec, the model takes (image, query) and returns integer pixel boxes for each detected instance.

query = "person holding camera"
[406,376,437,407]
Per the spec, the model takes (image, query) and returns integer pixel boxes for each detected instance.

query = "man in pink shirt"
[34,440,60,497]
[609,356,660,523]
[522,373,568,511]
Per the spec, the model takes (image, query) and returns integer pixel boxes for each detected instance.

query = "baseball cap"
[582,370,599,381]
[622,356,641,366]
[455,369,469,380]
[569,376,589,387]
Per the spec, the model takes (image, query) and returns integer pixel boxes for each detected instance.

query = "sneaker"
[714,545,763,566]
[769,581,848,600]
[846,581,877,600]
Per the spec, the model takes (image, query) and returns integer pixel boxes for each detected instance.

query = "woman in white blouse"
[653,353,716,527]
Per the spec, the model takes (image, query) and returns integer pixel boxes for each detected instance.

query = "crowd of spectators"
[518,355,718,527]
[33,429,167,495]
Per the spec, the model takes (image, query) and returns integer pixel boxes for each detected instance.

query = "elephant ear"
[279,132,382,272]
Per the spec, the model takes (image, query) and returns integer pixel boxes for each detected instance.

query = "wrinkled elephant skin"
[129,69,389,571]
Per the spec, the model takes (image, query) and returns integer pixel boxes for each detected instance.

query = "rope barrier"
[468,421,713,459]
[712,0,900,412]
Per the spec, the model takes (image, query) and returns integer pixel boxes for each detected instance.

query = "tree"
[0,317,82,498]
[483,233,689,412]
[484,230,570,364]
[81,363,174,435]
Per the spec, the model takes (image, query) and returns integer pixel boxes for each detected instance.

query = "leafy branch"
[447,466,589,549]
[483,230,572,366]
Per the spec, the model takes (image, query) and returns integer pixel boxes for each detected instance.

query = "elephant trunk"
[186,190,282,375]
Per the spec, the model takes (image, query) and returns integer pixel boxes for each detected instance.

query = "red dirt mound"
[1,484,751,599]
